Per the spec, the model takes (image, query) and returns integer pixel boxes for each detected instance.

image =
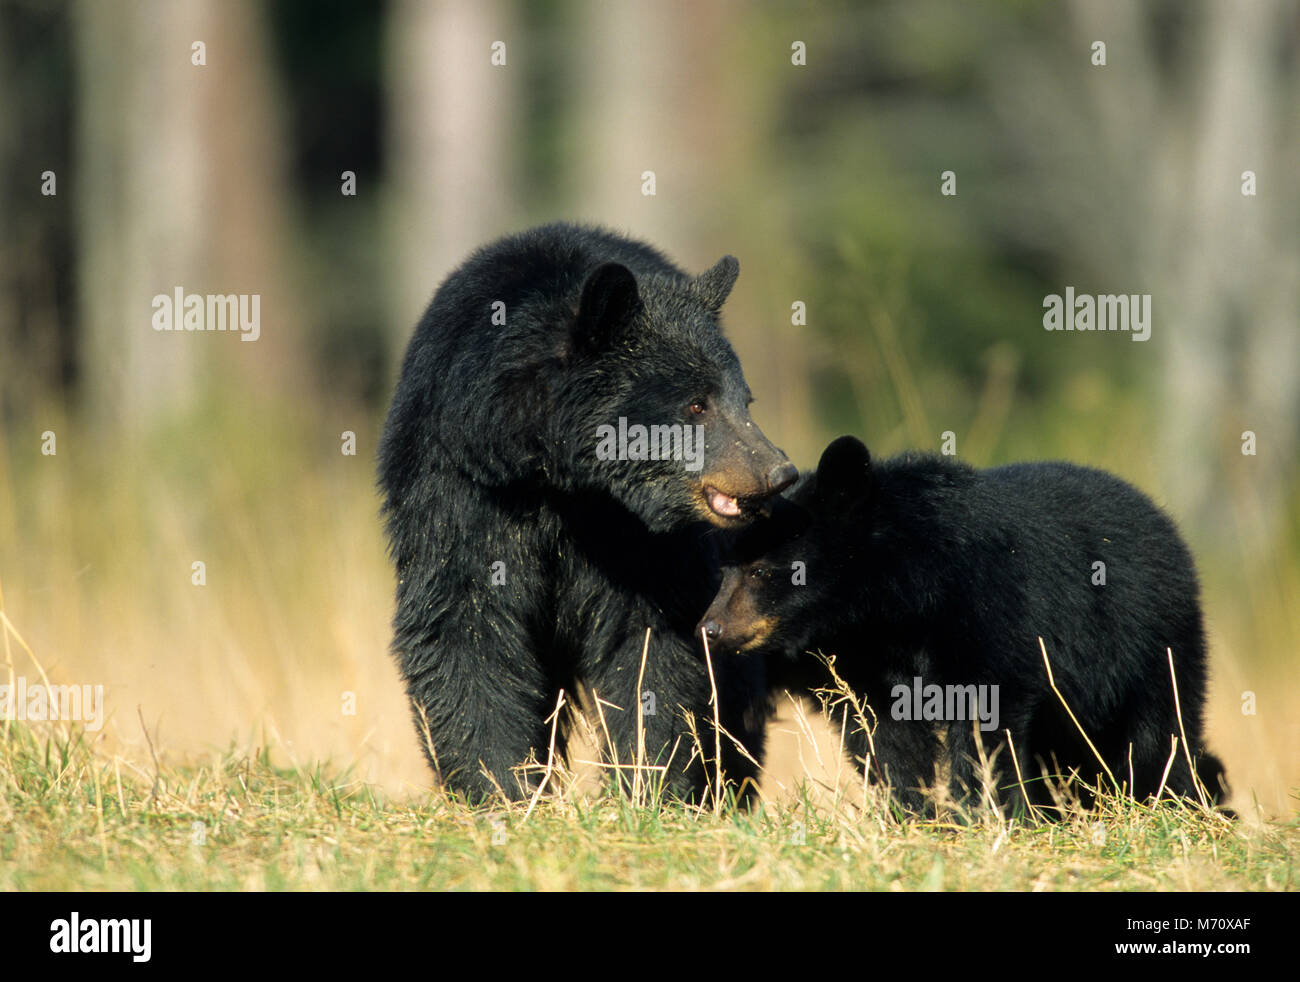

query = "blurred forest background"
[0,0,1296,815]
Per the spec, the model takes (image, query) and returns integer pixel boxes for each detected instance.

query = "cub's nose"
[700,620,722,642]
[766,461,798,493]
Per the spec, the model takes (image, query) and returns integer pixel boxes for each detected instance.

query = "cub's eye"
[748,566,768,581]
[688,400,707,415]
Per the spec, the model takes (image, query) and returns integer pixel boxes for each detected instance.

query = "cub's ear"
[573,263,640,353]
[695,255,739,311]
[815,436,874,512]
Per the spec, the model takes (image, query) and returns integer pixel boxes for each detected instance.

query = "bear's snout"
[767,461,798,493]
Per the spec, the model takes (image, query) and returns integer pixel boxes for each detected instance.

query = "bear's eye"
[688,399,708,416]
[748,566,768,581]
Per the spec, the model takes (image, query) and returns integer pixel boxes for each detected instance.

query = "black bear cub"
[700,436,1228,814]
[379,223,795,802]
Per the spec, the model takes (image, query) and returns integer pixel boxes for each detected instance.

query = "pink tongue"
[709,489,741,517]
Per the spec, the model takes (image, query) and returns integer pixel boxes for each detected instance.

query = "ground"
[1,713,1293,892]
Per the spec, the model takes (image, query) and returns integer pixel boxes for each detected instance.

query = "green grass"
[2,720,1295,891]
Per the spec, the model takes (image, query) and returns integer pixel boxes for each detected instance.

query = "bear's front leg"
[394,583,559,803]
[854,713,942,814]
[944,686,1049,815]
[579,626,722,803]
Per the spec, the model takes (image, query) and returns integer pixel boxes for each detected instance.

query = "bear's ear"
[815,436,874,512]
[695,255,739,311]
[573,263,640,353]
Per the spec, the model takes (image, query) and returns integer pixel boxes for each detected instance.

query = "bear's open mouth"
[704,485,742,518]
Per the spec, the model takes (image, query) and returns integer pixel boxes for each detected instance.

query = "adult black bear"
[700,436,1229,814]
[378,223,795,802]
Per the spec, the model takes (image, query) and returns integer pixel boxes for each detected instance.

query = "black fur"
[701,436,1229,814]
[378,223,789,802]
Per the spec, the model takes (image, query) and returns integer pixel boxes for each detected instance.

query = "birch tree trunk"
[385,0,521,337]
[75,0,301,427]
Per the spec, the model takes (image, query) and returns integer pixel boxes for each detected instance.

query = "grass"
[2,592,1295,892]
[2,717,1296,891]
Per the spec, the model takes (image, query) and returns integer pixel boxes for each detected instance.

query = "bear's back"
[981,461,1187,553]
[863,454,1199,616]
